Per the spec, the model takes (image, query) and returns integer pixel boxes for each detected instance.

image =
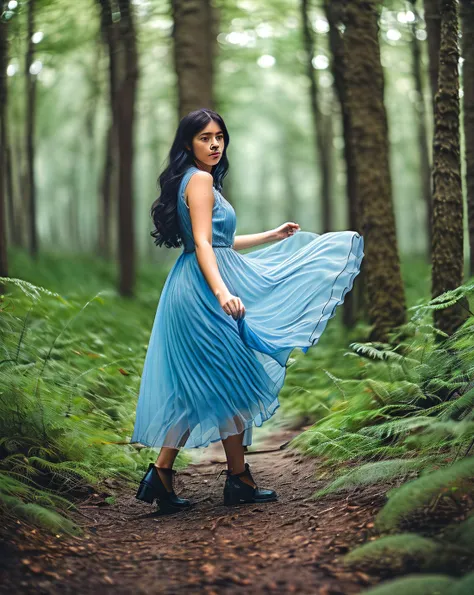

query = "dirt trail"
[1,427,386,594]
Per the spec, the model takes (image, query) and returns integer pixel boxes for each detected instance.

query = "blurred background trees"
[0,0,472,336]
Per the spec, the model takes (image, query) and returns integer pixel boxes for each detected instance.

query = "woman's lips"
[210,153,220,157]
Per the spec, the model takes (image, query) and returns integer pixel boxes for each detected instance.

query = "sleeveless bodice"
[177,166,236,253]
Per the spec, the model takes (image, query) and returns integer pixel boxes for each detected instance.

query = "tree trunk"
[423,0,441,113]
[460,0,474,277]
[98,0,120,260]
[0,6,9,290]
[325,0,364,329]
[116,0,138,297]
[281,144,299,224]
[301,0,332,233]
[342,0,406,342]
[171,0,216,119]
[431,0,468,335]
[98,121,115,259]
[6,144,20,246]
[410,0,433,261]
[25,0,38,257]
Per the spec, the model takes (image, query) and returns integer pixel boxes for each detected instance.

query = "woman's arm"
[186,172,244,319]
[232,221,301,251]
[232,230,278,251]
[187,172,228,298]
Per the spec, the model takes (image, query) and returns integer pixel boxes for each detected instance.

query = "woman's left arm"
[232,221,300,251]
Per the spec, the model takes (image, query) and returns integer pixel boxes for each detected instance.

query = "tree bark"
[460,0,474,277]
[97,0,137,295]
[5,144,20,246]
[423,0,441,113]
[0,5,9,290]
[98,121,115,259]
[25,0,38,257]
[116,0,138,297]
[431,0,468,335]
[410,0,433,261]
[301,0,333,233]
[97,0,120,260]
[342,0,406,342]
[171,0,216,119]
[325,0,364,329]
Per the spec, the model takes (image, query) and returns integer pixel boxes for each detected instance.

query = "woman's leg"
[154,426,190,492]
[221,431,256,488]
[155,447,179,468]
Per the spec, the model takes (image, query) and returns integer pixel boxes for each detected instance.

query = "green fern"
[344,533,468,575]
[360,575,455,595]
[441,515,474,554]
[449,572,474,595]
[376,458,474,532]
[313,458,438,498]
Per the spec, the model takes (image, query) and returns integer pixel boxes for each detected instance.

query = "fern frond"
[376,457,474,532]
[314,458,437,498]
[357,575,455,594]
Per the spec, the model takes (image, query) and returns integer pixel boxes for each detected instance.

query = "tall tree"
[301,0,333,233]
[116,0,138,297]
[97,0,138,297]
[171,0,217,119]
[342,0,406,341]
[325,0,364,328]
[423,0,441,113]
[97,0,119,261]
[460,0,474,276]
[431,0,468,335]
[25,0,38,257]
[410,0,433,260]
[0,4,9,290]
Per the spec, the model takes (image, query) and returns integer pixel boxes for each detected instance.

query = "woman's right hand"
[217,291,246,320]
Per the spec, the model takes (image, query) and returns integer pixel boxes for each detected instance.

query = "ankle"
[229,467,245,475]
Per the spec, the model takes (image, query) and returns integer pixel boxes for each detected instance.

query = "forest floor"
[0,427,388,595]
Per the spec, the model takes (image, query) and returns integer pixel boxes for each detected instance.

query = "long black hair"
[150,108,230,249]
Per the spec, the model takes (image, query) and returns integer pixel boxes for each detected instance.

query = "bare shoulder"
[188,170,213,187]
[185,170,214,209]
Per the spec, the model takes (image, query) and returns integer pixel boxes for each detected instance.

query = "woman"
[131,108,364,513]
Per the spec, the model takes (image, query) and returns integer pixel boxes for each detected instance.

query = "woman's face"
[189,120,224,171]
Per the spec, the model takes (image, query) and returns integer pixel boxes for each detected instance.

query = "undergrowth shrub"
[0,274,190,535]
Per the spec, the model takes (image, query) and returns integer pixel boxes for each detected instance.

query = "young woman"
[131,108,364,513]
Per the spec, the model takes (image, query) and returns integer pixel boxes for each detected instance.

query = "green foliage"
[449,573,474,595]
[376,458,474,532]
[441,515,474,554]
[361,573,474,595]
[289,280,474,472]
[361,575,456,595]
[344,533,468,576]
[313,457,437,498]
[0,256,191,534]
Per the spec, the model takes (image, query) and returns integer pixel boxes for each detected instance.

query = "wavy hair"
[150,108,230,249]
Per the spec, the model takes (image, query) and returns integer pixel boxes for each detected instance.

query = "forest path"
[1,428,385,594]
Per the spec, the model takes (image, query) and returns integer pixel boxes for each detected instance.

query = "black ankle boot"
[136,463,192,513]
[220,462,278,506]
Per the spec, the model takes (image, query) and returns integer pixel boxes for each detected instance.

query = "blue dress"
[131,165,364,449]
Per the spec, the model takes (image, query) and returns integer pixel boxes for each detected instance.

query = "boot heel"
[136,482,155,504]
